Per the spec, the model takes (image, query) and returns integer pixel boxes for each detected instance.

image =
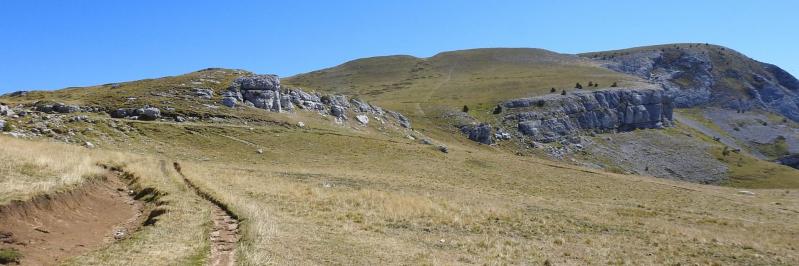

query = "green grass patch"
[0,248,22,264]
[753,136,790,159]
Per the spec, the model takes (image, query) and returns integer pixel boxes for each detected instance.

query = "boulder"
[236,75,280,91]
[355,114,369,125]
[53,103,80,113]
[138,107,161,120]
[0,105,12,116]
[221,97,238,108]
[460,123,494,144]
[193,88,214,99]
[438,145,449,153]
[110,108,134,118]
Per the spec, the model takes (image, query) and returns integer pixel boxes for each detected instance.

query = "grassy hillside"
[285,48,650,117]
[2,46,799,264]
[5,115,796,264]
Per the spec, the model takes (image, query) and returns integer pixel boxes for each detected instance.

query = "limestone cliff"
[501,87,674,142]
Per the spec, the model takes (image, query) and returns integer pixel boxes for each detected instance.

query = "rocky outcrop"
[109,107,161,120]
[460,123,494,144]
[221,74,411,128]
[0,105,12,116]
[138,107,161,120]
[34,102,80,114]
[502,87,673,142]
[590,45,799,122]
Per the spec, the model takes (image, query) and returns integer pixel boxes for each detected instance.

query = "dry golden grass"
[177,134,799,265]
[0,136,213,265]
[66,156,214,265]
[0,136,111,204]
[4,108,799,265]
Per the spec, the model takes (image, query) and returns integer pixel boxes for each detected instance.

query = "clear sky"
[1,1,797,93]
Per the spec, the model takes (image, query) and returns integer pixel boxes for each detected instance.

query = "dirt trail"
[415,67,453,116]
[0,171,147,265]
[171,161,239,266]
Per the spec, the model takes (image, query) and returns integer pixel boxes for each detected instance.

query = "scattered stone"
[112,228,128,240]
[193,88,214,99]
[738,190,756,196]
[84,142,95,149]
[297,121,305,128]
[355,114,369,125]
[175,116,186,123]
[70,115,89,122]
[495,129,512,140]
[256,149,264,154]
[437,145,449,153]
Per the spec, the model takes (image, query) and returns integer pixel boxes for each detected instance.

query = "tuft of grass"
[0,248,22,264]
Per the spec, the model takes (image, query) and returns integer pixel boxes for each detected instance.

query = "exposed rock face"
[591,45,799,122]
[221,74,411,128]
[460,123,494,144]
[502,87,673,142]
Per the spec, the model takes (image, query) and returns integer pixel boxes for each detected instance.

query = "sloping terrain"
[582,43,799,120]
[1,44,799,264]
[285,48,650,119]
[285,45,799,186]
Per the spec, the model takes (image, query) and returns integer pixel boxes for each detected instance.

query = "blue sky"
[1,1,797,92]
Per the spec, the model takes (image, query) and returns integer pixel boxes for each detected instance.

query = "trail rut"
[170,161,239,266]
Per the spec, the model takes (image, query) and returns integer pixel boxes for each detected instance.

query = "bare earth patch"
[0,171,146,265]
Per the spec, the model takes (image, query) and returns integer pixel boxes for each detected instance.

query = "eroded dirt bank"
[0,170,155,265]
